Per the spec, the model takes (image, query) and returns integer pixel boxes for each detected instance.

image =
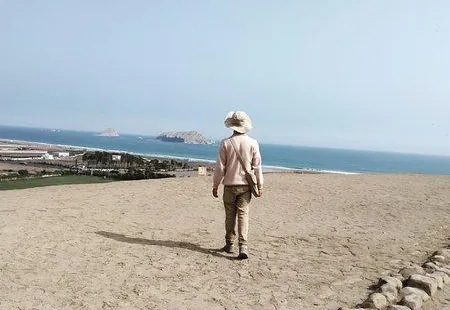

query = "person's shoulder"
[221,136,233,143]
[219,137,231,147]
[246,135,260,145]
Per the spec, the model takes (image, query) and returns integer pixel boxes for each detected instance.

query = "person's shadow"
[95,231,236,260]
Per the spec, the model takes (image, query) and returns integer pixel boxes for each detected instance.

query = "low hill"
[98,128,119,137]
[156,131,214,145]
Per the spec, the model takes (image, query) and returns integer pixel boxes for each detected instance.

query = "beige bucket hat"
[224,111,253,133]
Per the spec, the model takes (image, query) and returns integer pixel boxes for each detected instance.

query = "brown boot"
[221,244,235,253]
[237,246,248,259]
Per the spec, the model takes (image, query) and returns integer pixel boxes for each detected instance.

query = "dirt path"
[0,174,449,309]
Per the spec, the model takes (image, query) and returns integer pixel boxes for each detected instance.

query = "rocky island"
[156,131,214,145]
[98,128,119,137]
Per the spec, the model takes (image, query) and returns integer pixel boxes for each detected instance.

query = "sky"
[1,1,449,155]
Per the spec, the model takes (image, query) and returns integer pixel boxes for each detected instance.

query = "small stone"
[360,293,388,309]
[441,267,450,276]
[434,248,450,259]
[387,305,412,310]
[399,266,425,279]
[380,276,403,290]
[431,255,448,264]
[400,287,430,301]
[432,260,449,269]
[407,274,438,296]
[422,261,438,273]
[436,271,450,284]
[380,283,399,304]
[338,308,375,310]
[390,273,406,283]
[423,261,450,275]
[426,272,444,289]
[423,261,438,270]
[400,293,423,310]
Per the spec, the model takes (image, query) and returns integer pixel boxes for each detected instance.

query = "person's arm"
[252,141,263,196]
[212,140,226,197]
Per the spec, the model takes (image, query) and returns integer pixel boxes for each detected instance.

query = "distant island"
[156,131,214,145]
[98,128,119,137]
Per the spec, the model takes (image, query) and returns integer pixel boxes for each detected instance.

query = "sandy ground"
[0,140,64,151]
[0,173,449,309]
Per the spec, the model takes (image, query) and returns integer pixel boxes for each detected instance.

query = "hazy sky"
[1,1,449,155]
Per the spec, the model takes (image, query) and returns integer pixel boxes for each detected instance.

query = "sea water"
[1,125,449,175]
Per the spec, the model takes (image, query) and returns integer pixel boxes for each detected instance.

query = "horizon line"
[0,123,449,158]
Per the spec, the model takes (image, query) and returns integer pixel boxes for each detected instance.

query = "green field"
[0,175,115,191]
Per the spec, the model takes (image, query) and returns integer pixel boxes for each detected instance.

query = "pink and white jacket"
[213,133,263,189]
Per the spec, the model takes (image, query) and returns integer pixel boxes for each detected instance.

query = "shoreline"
[1,138,358,175]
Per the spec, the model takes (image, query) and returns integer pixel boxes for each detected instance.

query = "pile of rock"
[156,131,214,145]
[340,247,450,310]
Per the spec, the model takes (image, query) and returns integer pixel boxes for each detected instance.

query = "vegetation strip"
[1,148,205,190]
[0,175,113,191]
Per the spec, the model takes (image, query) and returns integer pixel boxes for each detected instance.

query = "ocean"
[1,125,450,175]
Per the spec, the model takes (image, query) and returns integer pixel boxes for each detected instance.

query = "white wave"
[319,169,360,175]
[1,138,360,174]
[262,165,304,172]
[262,165,360,175]
[141,153,216,164]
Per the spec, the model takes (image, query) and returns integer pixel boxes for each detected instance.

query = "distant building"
[42,153,54,160]
[198,166,207,176]
[112,155,122,161]
[56,152,70,157]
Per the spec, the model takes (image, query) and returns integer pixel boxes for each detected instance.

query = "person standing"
[212,111,263,259]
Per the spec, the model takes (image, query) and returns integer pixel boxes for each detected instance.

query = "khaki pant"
[223,185,252,247]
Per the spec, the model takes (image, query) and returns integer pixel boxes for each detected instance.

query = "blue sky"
[1,1,449,155]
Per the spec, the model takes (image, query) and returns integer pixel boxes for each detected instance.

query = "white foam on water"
[262,165,360,174]
[319,169,360,175]
[1,138,360,174]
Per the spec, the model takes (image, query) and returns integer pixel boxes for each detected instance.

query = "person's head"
[224,111,253,134]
